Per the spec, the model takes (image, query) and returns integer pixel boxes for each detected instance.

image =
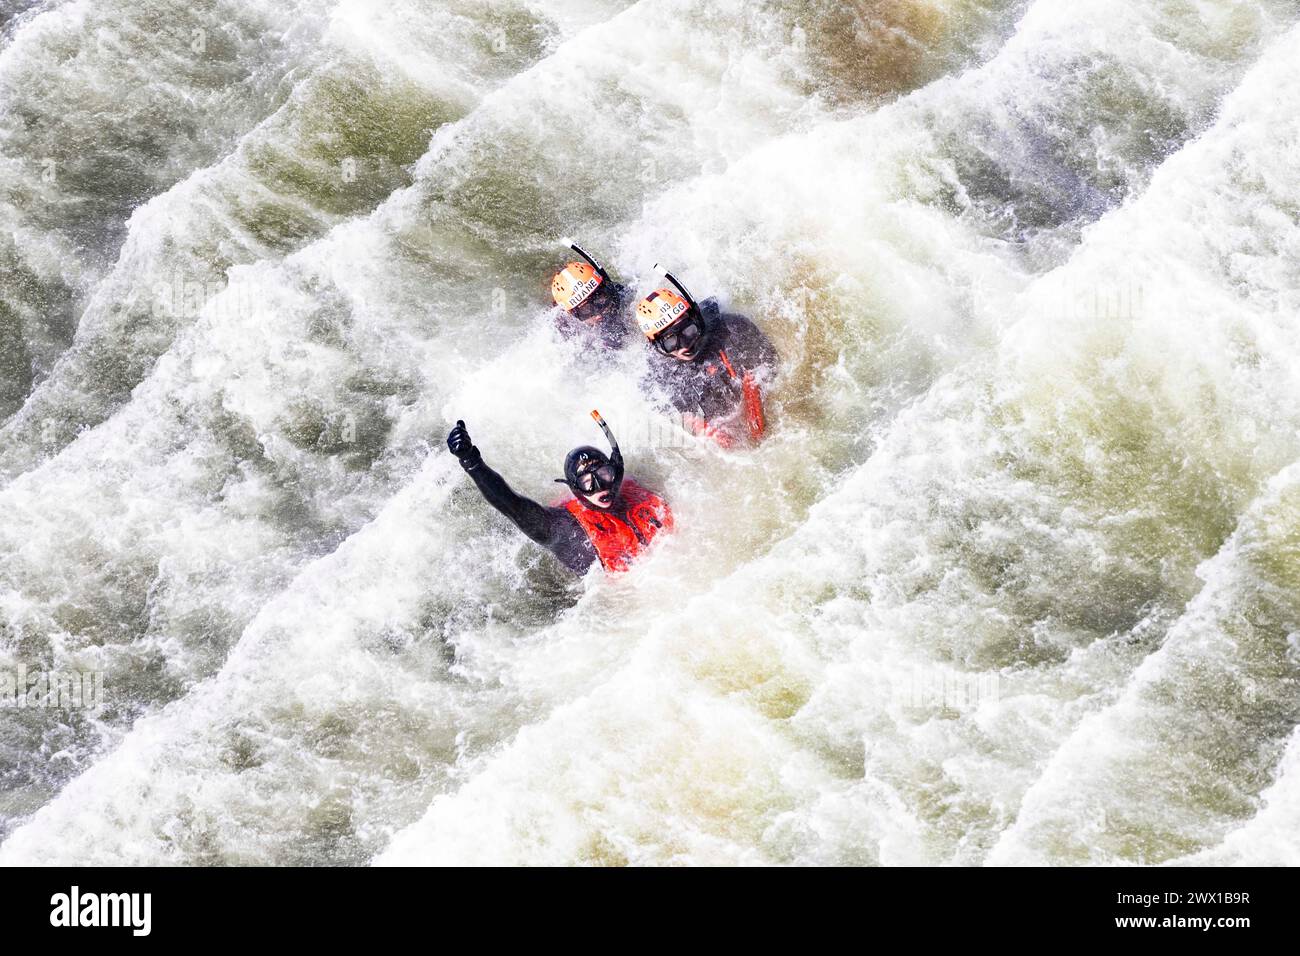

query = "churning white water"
[1,0,1299,865]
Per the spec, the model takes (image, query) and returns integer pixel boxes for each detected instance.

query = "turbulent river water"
[1,0,1299,866]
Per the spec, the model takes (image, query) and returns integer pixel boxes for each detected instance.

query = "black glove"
[446,419,482,470]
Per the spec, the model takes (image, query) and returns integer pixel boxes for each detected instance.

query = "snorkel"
[590,408,624,482]
[563,239,611,283]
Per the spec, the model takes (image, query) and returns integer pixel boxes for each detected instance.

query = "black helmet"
[555,412,626,508]
[556,445,624,507]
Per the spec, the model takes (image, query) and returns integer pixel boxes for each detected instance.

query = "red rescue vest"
[564,478,674,573]
[694,349,766,447]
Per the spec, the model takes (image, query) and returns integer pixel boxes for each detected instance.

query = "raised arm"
[447,420,562,546]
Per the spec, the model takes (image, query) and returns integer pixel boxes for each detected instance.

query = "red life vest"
[694,349,766,447]
[564,478,674,573]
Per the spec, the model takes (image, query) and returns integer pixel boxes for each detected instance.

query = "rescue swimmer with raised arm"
[447,412,673,574]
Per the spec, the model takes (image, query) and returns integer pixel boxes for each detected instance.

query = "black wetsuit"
[460,457,595,573]
[644,298,778,427]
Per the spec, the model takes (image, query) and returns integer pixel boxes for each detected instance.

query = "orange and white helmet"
[635,288,691,340]
[551,261,604,312]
